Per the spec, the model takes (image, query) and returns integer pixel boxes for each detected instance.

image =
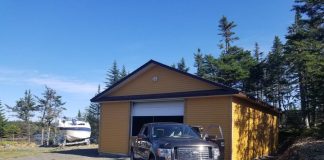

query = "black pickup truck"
[130,122,221,160]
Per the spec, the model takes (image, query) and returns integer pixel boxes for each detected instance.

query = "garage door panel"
[132,101,184,116]
[131,101,184,136]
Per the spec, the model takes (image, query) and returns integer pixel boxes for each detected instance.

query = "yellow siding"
[232,97,278,160]
[185,96,232,160]
[99,101,130,154]
[110,65,218,96]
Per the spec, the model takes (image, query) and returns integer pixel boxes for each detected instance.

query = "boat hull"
[59,127,91,142]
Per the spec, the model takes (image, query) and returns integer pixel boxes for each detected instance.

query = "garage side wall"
[99,101,130,155]
[185,96,232,160]
[232,97,278,160]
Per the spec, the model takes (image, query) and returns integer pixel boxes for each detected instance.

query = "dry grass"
[0,141,98,159]
[0,141,48,159]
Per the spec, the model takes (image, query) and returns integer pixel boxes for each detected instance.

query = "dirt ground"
[277,138,324,160]
[0,144,130,160]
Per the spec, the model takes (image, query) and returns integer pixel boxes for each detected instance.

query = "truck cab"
[131,122,221,160]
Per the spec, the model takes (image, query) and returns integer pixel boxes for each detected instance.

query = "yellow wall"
[185,96,232,160]
[99,101,130,154]
[232,97,278,160]
[110,65,218,96]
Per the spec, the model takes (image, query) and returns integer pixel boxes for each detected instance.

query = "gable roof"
[91,59,280,114]
[91,59,238,102]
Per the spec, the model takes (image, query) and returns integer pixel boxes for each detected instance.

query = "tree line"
[105,0,323,130]
[0,87,65,145]
[198,0,322,129]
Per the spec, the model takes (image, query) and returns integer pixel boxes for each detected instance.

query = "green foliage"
[263,36,294,109]
[6,90,37,141]
[4,123,21,138]
[106,61,120,88]
[218,16,239,54]
[215,47,257,89]
[36,86,65,146]
[105,61,128,88]
[284,0,324,127]
[86,85,101,142]
[120,65,128,79]
[253,42,262,62]
[176,57,189,72]
[77,110,82,119]
[36,86,66,127]
[0,100,7,138]
[194,48,204,77]
[7,90,37,122]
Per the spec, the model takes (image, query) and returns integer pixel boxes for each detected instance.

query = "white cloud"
[28,76,97,94]
[0,68,97,95]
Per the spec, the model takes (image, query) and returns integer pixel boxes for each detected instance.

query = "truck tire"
[130,148,137,160]
[149,153,155,160]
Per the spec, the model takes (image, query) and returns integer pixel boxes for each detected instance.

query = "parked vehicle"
[57,118,91,146]
[191,125,225,160]
[131,122,221,160]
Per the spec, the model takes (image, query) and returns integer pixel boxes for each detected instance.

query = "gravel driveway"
[2,145,130,160]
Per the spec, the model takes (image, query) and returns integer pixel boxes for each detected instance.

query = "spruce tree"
[105,61,120,88]
[120,65,128,79]
[194,48,205,77]
[77,110,82,119]
[86,85,101,142]
[0,100,7,138]
[264,36,292,110]
[176,58,189,72]
[215,46,257,90]
[7,90,37,143]
[254,42,263,62]
[218,16,239,54]
[285,0,324,127]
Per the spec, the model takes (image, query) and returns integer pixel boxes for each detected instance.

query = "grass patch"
[0,149,41,159]
[0,141,54,159]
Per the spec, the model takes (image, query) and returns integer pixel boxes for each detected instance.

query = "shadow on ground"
[50,148,129,159]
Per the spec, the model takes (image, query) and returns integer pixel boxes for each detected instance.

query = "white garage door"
[132,101,184,116]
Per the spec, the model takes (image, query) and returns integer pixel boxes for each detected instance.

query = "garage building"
[91,60,279,160]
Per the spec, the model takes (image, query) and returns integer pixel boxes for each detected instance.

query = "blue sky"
[0,0,294,120]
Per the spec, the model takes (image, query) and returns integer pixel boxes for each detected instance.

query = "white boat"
[57,119,91,142]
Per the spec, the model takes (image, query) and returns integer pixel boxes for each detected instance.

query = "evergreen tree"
[176,58,189,72]
[86,85,101,143]
[4,124,21,140]
[264,36,292,110]
[245,43,266,99]
[77,110,82,119]
[7,90,37,143]
[201,54,218,82]
[218,16,239,54]
[215,46,257,90]
[254,42,263,62]
[36,86,65,146]
[194,48,205,77]
[245,61,266,99]
[285,0,324,127]
[0,100,7,138]
[120,65,128,79]
[106,61,120,88]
